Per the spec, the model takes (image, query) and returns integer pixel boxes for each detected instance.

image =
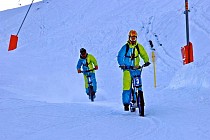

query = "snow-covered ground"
[0,0,210,139]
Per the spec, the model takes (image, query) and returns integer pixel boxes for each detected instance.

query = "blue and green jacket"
[77,54,98,72]
[117,41,149,67]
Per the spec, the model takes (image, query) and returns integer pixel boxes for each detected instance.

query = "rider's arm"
[76,59,83,70]
[138,44,150,63]
[117,45,126,66]
[89,54,98,68]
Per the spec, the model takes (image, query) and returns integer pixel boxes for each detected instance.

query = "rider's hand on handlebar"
[120,65,126,69]
[134,66,141,69]
[77,69,82,73]
[143,62,151,67]
[95,65,98,70]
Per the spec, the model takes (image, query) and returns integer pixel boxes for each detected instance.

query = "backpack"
[125,43,140,59]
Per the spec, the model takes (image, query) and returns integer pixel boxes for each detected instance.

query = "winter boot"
[124,104,129,111]
[92,91,96,99]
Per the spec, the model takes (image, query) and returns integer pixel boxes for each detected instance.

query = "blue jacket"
[77,54,98,72]
[117,42,149,67]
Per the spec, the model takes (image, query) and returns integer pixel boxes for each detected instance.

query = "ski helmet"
[129,30,137,37]
[128,30,137,43]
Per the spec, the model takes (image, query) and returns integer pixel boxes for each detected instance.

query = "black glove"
[143,62,151,67]
[120,65,126,69]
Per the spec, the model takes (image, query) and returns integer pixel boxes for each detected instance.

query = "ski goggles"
[129,36,137,41]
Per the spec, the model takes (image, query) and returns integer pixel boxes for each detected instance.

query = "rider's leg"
[122,90,131,110]
[122,70,132,110]
[84,75,89,95]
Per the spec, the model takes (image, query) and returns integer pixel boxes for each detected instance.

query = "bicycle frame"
[131,68,143,111]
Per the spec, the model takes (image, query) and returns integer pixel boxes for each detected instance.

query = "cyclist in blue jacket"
[77,48,98,98]
[117,30,150,114]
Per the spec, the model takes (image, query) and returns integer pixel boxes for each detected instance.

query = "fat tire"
[89,86,94,102]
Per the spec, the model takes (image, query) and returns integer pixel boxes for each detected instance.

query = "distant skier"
[77,48,98,99]
[117,30,150,115]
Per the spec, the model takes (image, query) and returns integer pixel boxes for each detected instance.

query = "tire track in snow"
[190,4,210,36]
[141,16,178,70]
[100,103,168,139]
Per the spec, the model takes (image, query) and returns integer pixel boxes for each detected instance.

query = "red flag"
[8,35,18,51]
[181,42,194,65]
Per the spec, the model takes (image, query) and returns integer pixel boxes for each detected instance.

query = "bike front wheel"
[137,91,144,116]
[89,86,94,102]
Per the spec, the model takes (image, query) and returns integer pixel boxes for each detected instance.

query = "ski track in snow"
[0,98,168,140]
[191,5,210,36]
[141,14,181,72]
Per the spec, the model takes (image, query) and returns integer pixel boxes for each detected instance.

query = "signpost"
[149,40,156,88]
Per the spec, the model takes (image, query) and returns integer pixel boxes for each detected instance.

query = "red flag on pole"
[8,35,18,51]
[8,0,34,51]
[181,42,194,64]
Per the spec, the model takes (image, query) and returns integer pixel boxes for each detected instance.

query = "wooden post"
[152,51,156,88]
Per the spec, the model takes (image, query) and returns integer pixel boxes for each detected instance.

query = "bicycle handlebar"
[119,65,145,70]
[81,68,97,73]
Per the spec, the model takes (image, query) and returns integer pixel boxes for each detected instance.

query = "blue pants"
[84,73,97,95]
[122,70,142,105]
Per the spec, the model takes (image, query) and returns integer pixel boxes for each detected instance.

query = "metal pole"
[185,0,190,45]
[17,0,35,35]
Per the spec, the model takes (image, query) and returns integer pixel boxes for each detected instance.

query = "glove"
[95,65,98,70]
[134,65,140,69]
[77,69,81,73]
[120,65,126,69]
[144,62,151,67]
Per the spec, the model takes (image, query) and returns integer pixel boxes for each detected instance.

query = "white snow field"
[0,0,210,139]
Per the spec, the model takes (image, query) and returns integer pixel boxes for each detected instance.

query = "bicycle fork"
[87,75,94,101]
[131,76,145,116]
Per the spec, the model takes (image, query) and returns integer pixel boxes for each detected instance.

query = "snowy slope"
[0,0,210,139]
